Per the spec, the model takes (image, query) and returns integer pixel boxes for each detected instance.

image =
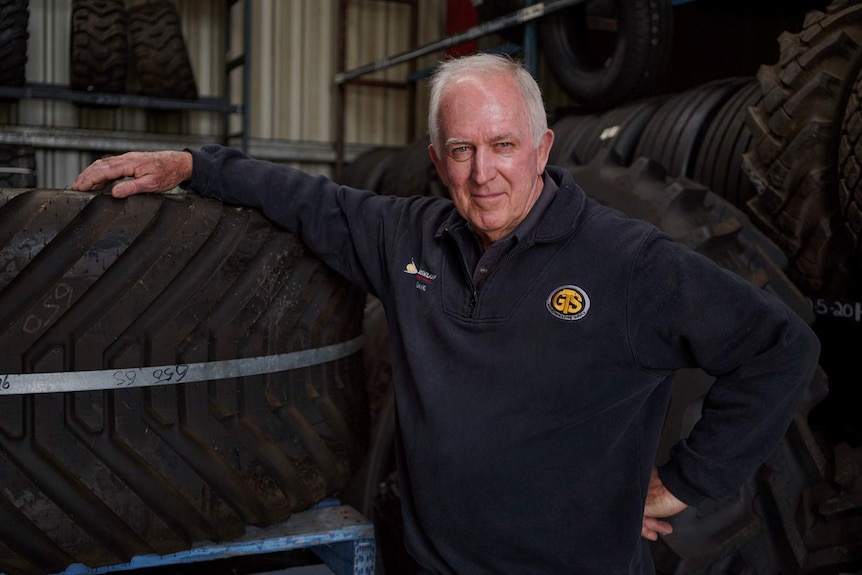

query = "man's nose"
[471,147,495,184]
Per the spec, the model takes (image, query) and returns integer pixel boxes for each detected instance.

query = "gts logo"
[546,285,590,321]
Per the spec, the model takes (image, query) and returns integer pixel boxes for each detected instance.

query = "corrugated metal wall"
[0,0,445,188]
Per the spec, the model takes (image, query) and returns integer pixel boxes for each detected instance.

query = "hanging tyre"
[128,1,198,99]
[0,189,369,574]
[742,0,862,300]
[540,0,674,110]
[475,0,674,110]
[0,0,28,89]
[69,0,129,94]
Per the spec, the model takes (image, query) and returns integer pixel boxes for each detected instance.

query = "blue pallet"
[48,505,375,575]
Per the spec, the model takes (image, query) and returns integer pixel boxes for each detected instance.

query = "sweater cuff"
[657,462,709,507]
[181,147,215,196]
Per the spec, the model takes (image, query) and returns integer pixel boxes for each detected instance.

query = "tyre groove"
[62,392,220,545]
[0,398,153,562]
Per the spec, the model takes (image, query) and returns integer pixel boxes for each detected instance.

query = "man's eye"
[496,142,513,149]
[450,146,472,158]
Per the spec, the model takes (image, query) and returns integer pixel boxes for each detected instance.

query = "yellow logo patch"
[546,285,590,321]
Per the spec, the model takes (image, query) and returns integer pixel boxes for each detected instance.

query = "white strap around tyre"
[0,336,364,395]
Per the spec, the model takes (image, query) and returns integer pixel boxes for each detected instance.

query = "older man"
[74,53,819,574]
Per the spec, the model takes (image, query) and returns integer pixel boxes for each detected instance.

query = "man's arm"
[631,234,821,507]
[73,151,192,197]
[73,146,402,298]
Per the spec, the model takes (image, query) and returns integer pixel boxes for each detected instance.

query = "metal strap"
[0,336,364,395]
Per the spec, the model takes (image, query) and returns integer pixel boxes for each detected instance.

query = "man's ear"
[429,144,450,188]
[537,129,555,173]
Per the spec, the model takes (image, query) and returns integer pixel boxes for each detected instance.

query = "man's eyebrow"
[444,133,518,146]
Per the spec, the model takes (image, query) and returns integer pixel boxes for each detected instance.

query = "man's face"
[430,73,554,248]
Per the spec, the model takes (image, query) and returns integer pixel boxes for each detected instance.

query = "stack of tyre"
[341,1,862,573]
[70,0,198,98]
[0,0,35,189]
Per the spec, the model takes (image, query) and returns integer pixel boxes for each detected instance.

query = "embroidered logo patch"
[405,259,437,292]
[546,285,590,321]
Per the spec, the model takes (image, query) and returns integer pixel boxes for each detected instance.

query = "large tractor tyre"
[839,45,862,294]
[0,145,36,189]
[567,153,861,574]
[0,189,369,575]
[128,1,198,99]
[0,0,28,88]
[476,0,673,110]
[634,77,752,180]
[693,79,763,211]
[742,0,862,300]
[69,0,128,94]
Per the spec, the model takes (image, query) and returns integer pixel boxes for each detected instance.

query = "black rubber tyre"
[693,79,763,211]
[338,147,397,193]
[0,145,36,188]
[742,0,862,299]
[0,0,28,88]
[549,96,664,167]
[128,1,198,99]
[539,0,674,110]
[340,297,419,575]
[377,137,447,199]
[476,0,673,109]
[0,189,369,575]
[634,77,752,180]
[69,0,128,94]
[838,40,862,294]
[565,153,862,575]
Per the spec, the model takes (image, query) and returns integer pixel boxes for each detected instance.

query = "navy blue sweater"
[187,145,820,574]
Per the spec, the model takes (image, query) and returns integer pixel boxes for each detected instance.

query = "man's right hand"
[72,150,193,198]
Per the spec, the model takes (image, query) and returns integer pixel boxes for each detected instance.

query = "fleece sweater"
[186,144,820,575]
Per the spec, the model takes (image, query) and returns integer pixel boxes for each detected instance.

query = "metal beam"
[0,125,387,165]
[334,0,585,84]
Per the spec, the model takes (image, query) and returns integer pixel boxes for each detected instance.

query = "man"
[74,53,820,574]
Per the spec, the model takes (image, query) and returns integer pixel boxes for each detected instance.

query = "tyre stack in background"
[0,0,35,189]
[70,0,198,98]
[339,1,862,572]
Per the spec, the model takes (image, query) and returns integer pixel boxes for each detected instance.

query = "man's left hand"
[642,468,687,541]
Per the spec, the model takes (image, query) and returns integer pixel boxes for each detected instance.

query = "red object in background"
[446,0,478,57]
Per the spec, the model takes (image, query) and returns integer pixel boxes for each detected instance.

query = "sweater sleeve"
[629,232,821,506]
[183,143,396,297]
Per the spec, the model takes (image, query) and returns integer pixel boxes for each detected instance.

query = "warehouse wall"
[0,0,446,188]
